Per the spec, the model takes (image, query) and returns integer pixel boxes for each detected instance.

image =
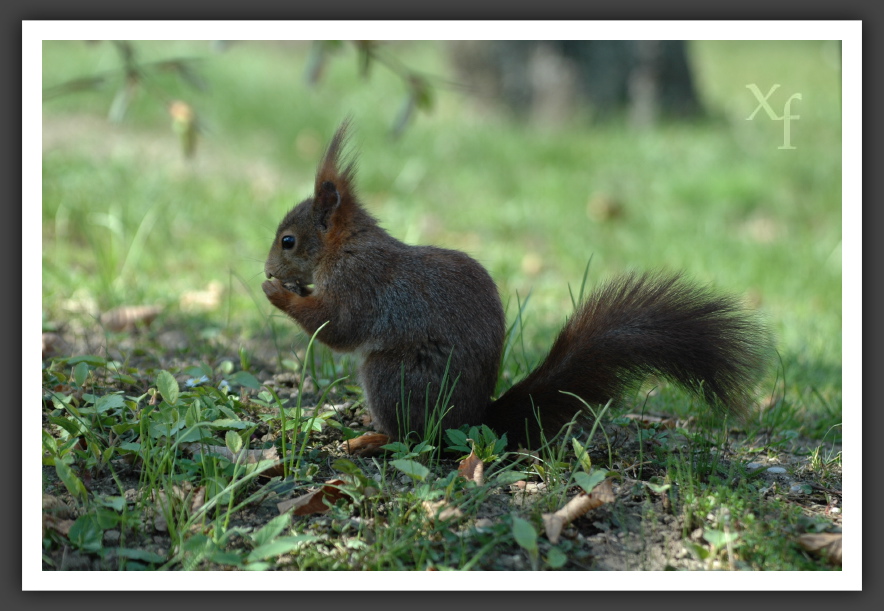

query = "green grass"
[38,40,844,575]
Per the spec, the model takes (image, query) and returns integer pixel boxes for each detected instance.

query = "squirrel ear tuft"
[312,120,358,232]
[313,181,341,231]
[315,121,357,193]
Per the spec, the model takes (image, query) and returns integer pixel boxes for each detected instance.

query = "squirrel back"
[263,122,773,447]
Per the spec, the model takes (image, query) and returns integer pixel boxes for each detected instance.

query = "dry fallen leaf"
[181,443,279,467]
[43,493,74,517]
[277,479,346,515]
[190,486,206,513]
[457,448,485,485]
[543,478,615,544]
[100,305,163,332]
[42,515,75,538]
[340,433,391,457]
[150,483,206,532]
[179,281,223,312]
[42,494,76,538]
[797,532,842,566]
[422,500,464,523]
[169,100,199,158]
[260,463,289,478]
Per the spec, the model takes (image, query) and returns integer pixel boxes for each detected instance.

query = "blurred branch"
[43,41,208,158]
[305,40,454,137]
[43,40,450,158]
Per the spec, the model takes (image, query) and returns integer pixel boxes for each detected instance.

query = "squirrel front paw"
[262,278,297,309]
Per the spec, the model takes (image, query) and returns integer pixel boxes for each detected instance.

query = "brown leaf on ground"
[421,500,464,523]
[100,305,163,332]
[149,483,206,532]
[542,478,615,544]
[190,486,206,513]
[457,448,485,485]
[43,515,75,538]
[179,281,223,312]
[180,443,279,470]
[43,493,74,518]
[339,433,391,457]
[260,463,288,478]
[620,413,677,429]
[797,532,842,566]
[277,479,346,515]
[42,493,76,538]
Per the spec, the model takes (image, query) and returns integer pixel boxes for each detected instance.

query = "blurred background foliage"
[40,40,842,423]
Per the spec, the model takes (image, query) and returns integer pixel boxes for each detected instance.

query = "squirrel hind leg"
[356,352,427,441]
[357,348,487,441]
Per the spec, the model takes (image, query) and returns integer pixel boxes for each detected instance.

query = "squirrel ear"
[312,120,357,233]
[313,180,341,231]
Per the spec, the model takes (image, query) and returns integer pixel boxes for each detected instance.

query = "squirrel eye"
[281,235,296,250]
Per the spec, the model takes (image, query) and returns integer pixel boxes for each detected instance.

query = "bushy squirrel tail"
[483,271,774,447]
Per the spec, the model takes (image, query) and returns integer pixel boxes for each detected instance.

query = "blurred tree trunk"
[450,41,703,126]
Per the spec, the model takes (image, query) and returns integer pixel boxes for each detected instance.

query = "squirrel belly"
[263,121,773,447]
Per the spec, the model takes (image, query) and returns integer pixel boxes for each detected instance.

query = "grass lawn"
[36,38,849,578]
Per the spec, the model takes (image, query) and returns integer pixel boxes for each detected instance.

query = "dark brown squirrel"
[262,121,773,448]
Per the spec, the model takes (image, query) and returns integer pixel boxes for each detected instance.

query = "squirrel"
[262,121,773,448]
